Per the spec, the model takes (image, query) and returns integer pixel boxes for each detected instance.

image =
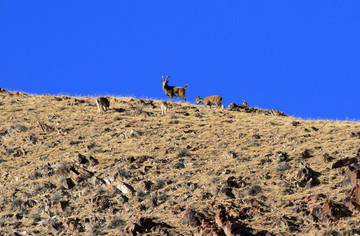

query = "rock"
[70,169,83,184]
[27,135,39,144]
[296,166,321,188]
[51,201,69,213]
[277,152,288,163]
[226,176,246,188]
[125,217,171,235]
[37,121,54,133]
[139,180,153,193]
[323,201,352,221]
[92,196,111,211]
[276,163,291,172]
[332,157,358,169]
[300,149,312,159]
[342,170,360,188]
[64,178,75,189]
[120,129,141,139]
[89,156,99,165]
[76,153,89,165]
[291,121,301,126]
[48,221,64,234]
[115,181,135,196]
[182,209,201,228]
[248,184,262,196]
[350,131,360,138]
[349,183,360,210]
[276,215,299,232]
[219,187,235,200]
[303,194,327,204]
[66,218,85,232]
[323,153,335,162]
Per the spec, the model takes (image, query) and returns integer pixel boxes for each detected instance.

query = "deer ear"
[162,76,164,81]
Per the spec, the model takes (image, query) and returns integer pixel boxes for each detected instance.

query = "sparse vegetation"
[1,89,360,235]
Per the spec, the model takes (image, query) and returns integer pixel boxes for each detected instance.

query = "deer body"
[96,97,110,113]
[162,76,187,103]
[196,95,223,108]
[228,100,249,111]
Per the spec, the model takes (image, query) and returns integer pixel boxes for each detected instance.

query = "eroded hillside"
[1,89,360,235]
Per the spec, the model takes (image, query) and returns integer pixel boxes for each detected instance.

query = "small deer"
[162,76,187,103]
[161,101,168,116]
[96,97,110,113]
[228,100,249,111]
[196,95,223,108]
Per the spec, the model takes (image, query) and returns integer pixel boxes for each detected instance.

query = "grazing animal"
[196,95,223,108]
[162,76,188,103]
[228,100,249,111]
[161,101,168,116]
[96,97,110,113]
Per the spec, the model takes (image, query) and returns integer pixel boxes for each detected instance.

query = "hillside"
[1,89,360,235]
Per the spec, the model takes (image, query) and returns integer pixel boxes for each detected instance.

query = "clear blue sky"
[1,1,360,120]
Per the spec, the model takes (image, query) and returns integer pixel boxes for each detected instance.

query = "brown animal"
[96,97,110,113]
[196,95,223,108]
[228,100,249,111]
[162,76,187,103]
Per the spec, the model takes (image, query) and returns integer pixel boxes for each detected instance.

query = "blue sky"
[1,1,360,120]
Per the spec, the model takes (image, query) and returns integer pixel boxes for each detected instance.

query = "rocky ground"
[1,89,360,235]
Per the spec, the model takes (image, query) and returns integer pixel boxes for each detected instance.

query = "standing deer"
[96,97,110,113]
[162,76,187,103]
[196,95,223,109]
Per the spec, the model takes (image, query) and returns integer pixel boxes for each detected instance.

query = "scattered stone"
[89,156,99,165]
[92,196,111,211]
[37,121,55,133]
[76,152,89,165]
[323,153,335,162]
[323,201,352,221]
[276,163,291,172]
[64,178,75,189]
[226,176,246,188]
[311,127,319,131]
[248,184,262,196]
[116,181,135,196]
[125,217,171,235]
[48,221,64,234]
[342,170,360,188]
[349,183,360,210]
[291,121,301,126]
[332,157,358,169]
[182,209,201,228]
[296,166,321,188]
[300,149,312,159]
[350,131,360,138]
[139,180,153,193]
[51,201,69,213]
[219,187,236,200]
[120,129,141,139]
[277,152,289,163]
[66,218,85,233]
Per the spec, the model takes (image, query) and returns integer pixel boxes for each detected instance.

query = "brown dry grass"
[1,90,360,235]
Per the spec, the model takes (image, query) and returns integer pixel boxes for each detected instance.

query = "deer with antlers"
[162,76,187,103]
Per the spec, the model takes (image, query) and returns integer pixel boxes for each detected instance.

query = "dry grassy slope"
[1,90,360,235]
